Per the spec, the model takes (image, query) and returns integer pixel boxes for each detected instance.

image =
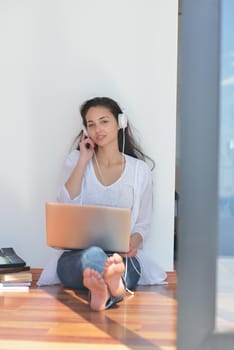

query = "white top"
[38,150,167,286]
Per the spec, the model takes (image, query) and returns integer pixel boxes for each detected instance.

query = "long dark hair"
[74,97,155,170]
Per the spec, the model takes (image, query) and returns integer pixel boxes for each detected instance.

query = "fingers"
[80,133,95,151]
[122,247,137,258]
[129,248,137,257]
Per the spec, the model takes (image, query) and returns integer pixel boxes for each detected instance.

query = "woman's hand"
[79,131,95,161]
[125,233,143,257]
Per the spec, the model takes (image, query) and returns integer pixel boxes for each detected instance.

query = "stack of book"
[0,248,32,292]
[0,269,32,292]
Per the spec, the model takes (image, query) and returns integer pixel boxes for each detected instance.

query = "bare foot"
[103,253,125,298]
[83,268,110,311]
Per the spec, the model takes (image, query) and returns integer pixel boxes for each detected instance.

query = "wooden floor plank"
[0,270,177,350]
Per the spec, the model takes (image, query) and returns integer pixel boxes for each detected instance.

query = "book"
[0,282,31,287]
[0,266,30,274]
[0,284,29,292]
[0,271,32,283]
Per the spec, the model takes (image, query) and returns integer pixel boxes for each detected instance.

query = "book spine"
[0,284,29,292]
[0,273,32,283]
[0,282,31,287]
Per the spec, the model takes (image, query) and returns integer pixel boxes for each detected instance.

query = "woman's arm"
[130,161,153,254]
[57,133,95,202]
[65,132,95,199]
[64,156,89,199]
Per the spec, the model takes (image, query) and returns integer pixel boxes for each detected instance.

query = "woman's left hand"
[126,233,143,257]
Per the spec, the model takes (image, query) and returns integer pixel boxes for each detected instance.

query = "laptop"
[45,202,131,253]
[0,248,26,268]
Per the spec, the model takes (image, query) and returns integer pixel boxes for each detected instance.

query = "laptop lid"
[45,202,131,253]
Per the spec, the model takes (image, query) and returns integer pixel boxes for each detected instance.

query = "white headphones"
[118,113,128,129]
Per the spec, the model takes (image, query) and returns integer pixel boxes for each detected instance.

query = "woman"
[38,97,167,310]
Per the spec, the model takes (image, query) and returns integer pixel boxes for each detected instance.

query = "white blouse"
[38,150,167,286]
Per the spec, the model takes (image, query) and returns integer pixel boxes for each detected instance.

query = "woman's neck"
[94,146,123,167]
[92,146,125,186]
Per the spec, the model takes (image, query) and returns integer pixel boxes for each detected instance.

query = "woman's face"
[85,106,119,147]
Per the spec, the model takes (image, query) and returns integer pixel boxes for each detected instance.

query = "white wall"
[0,0,178,271]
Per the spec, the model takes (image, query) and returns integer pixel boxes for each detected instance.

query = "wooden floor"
[0,270,177,350]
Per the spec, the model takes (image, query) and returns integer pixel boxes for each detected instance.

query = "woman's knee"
[57,251,84,288]
[81,246,107,273]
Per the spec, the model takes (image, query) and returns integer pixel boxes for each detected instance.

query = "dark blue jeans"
[57,246,141,308]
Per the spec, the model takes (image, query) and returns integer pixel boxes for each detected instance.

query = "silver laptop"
[45,202,131,253]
